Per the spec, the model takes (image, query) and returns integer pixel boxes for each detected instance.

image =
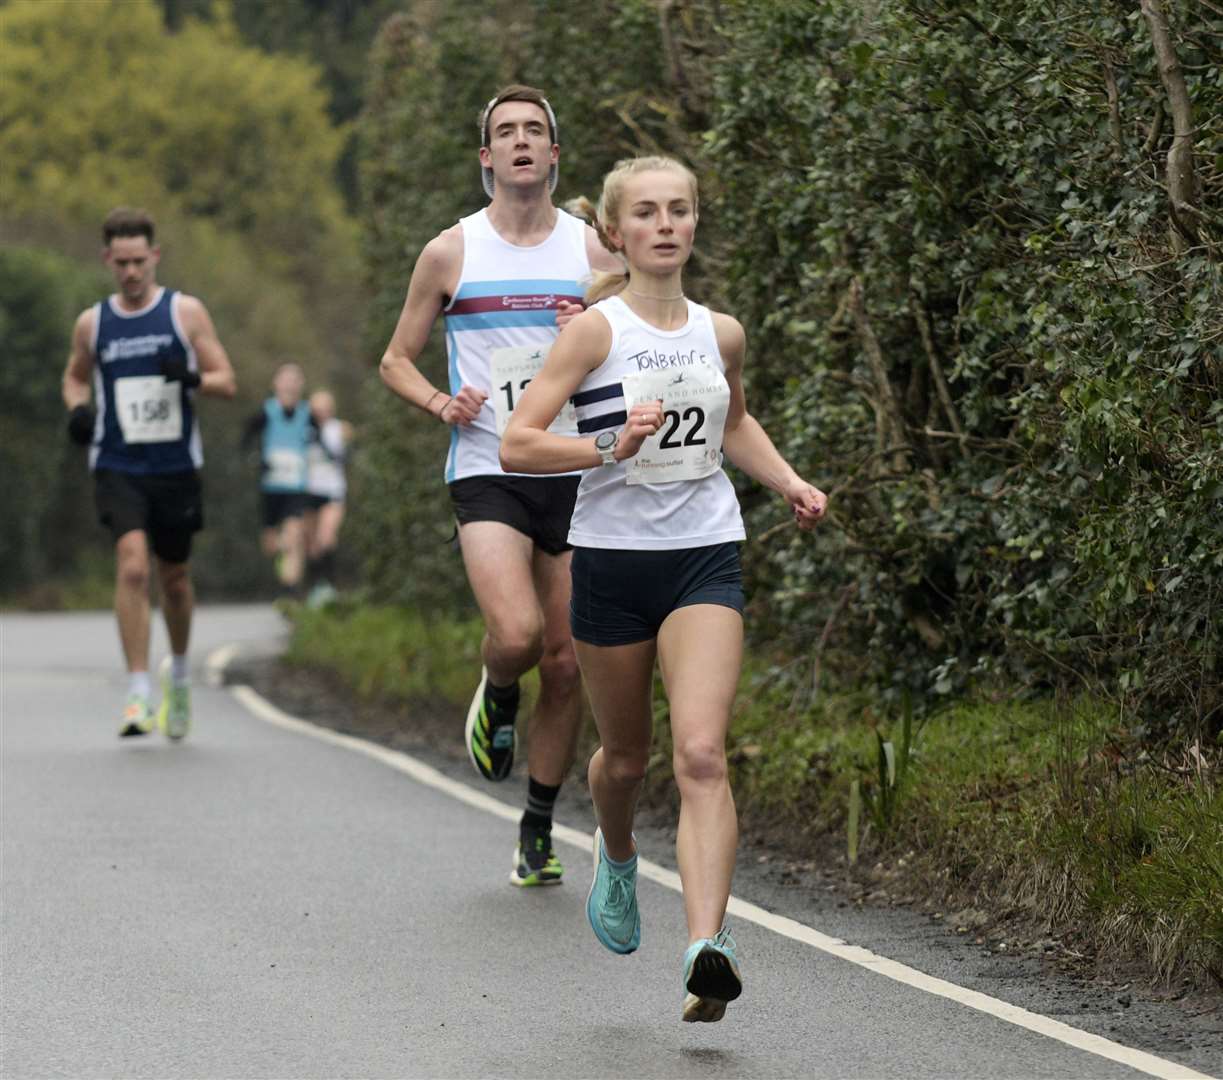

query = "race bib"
[114,375,183,444]
[490,344,578,436]
[620,361,730,485]
[267,448,306,488]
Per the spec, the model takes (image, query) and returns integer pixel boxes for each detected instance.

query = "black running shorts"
[94,468,203,564]
[261,491,309,528]
[569,542,745,647]
[448,475,580,557]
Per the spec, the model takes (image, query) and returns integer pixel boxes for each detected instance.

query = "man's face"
[273,366,304,407]
[479,100,557,192]
[104,236,159,303]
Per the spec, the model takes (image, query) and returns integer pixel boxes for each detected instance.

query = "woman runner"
[500,156,827,1022]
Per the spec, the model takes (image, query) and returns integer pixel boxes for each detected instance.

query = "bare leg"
[458,521,547,686]
[156,559,194,657]
[303,508,321,560]
[260,526,279,557]
[277,516,306,587]
[526,547,582,786]
[314,501,345,556]
[658,604,743,942]
[114,530,151,674]
[575,637,657,863]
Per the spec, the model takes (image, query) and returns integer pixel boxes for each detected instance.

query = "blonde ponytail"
[567,195,629,303]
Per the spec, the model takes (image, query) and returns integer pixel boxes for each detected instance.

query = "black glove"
[162,355,202,388]
[67,404,95,446]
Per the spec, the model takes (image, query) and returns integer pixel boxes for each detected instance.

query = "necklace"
[626,288,685,301]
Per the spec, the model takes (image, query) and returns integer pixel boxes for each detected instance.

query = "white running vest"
[567,296,746,551]
[441,208,590,481]
[306,418,347,500]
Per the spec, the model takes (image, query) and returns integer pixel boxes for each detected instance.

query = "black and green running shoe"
[510,822,564,887]
[464,667,517,781]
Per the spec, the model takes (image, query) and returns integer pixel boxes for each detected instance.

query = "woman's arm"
[716,313,827,530]
[500,311,611,473]
[501,310,665,474]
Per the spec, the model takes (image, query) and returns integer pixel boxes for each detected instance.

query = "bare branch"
[850,277,910,474]
[909,291,966,453]
[1102,60,1123,150]
[1141,0,1202,251]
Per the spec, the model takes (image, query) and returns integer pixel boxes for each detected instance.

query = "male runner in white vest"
[379,85,621,886]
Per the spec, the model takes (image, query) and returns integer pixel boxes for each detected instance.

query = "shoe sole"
[586,829,639,954]
[682,946,742,1022]
[682,992,728,1023]
[464,667,491,777]
[118,722,152,738]
[509,870,564,887]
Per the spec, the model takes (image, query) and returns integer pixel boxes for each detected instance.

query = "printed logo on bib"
[267,449,306,489]
[620,361,729,486]
[490,344,578,436]
[114,375,183,444]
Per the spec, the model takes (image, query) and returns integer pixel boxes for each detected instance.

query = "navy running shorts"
[569,542,745,647]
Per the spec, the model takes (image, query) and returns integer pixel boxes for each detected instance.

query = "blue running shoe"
[682,927,742,1023]
[586,828,640,954]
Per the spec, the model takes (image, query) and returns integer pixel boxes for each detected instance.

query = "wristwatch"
[594,430,619,466]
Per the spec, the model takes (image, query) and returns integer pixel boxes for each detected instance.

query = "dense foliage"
[352,0,1221,733]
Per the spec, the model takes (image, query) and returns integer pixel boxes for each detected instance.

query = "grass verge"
[285,601,1222,990]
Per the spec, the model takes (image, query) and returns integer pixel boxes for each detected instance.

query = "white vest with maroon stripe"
[441,208,590,481]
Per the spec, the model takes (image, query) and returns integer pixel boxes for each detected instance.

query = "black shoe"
[464,668,517,781]
[510,821,564,887]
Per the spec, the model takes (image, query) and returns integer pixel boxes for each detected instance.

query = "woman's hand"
[784,479,828,531]
[615,400,664,461]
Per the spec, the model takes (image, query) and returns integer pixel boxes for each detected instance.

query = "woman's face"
[608,169,697,277]
[310,392,335,421]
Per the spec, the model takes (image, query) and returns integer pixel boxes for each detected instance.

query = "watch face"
[595,431,617,450]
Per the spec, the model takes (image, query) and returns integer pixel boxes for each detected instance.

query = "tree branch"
[850,277,910,474]
[1141,0,1201,250]
[909,290,966,453]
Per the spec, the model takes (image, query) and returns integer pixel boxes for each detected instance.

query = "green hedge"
[349,1,1221,733]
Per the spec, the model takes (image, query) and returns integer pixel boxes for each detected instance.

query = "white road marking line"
[209,646,1216,1080]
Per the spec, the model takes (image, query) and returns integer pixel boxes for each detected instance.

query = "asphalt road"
[1,607,1214,1079]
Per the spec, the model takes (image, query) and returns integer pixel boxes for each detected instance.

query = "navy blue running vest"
[91,288,202,475]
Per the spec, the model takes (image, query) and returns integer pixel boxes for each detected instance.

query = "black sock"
[521,776,561,832]
[486,678,520,708]
[317,549,337,584]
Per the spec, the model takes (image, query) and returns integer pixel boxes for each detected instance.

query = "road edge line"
[209,645,1216,1080]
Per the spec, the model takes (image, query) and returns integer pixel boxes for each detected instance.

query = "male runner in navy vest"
[379,85,622,886]
[62,207,237,739]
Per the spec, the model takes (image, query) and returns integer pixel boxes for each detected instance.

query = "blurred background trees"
[1,0,1218,734]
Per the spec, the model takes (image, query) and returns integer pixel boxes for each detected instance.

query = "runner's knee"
[673,736,728,787]
[486,615,544,667]
[116,554,149,593]
[601,746,649,787]
[159,564,192,605]
[537,641,580,695]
